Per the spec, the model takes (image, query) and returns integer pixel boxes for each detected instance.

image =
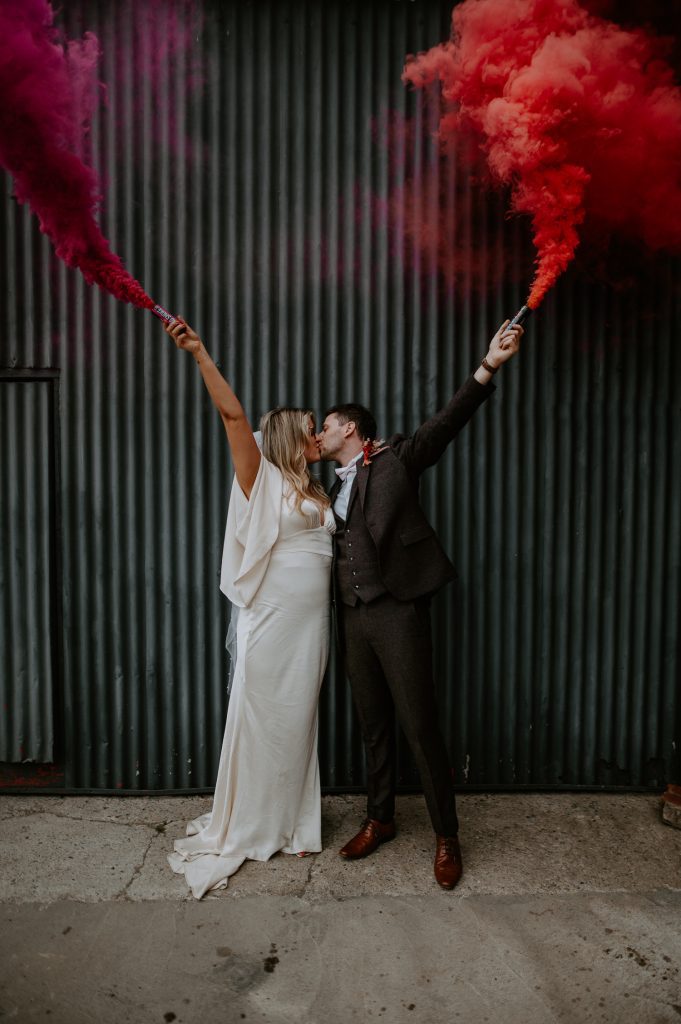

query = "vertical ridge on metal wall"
[0,380,55,763]
[0,1,679,790]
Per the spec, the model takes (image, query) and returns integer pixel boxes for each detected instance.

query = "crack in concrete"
[117,832,156,901]
[295,851,323,900]
[0,807,50,822]
[304,858,316,892]
[0,808,171,829]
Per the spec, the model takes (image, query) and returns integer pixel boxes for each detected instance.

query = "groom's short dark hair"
[324,403,377,441]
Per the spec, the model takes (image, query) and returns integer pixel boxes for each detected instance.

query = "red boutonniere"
[362,440,373,466]
[361,439,386,466]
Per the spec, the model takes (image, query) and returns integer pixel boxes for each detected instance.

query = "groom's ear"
[343,420,357,439]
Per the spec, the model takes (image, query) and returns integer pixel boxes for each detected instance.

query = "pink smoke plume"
[0,0,154,308]
[368,108,519,298]
[100,0,205,167]
[403,0,681,308]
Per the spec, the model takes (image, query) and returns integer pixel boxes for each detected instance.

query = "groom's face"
[317,414,350,462]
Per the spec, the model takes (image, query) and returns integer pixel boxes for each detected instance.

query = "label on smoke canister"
[152,305,176,324]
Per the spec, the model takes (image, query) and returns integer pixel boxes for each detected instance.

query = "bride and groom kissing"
[164,315,523,900]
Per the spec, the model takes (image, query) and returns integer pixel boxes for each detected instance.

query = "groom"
[317,320,523,890]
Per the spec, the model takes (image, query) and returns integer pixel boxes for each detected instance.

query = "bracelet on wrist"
[481,356,498,374]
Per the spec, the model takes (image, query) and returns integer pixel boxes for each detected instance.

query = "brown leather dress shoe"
[339,818,396,859]
[434,835,463,890]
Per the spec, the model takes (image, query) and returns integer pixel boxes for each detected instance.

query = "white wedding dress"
[167,456,335,899]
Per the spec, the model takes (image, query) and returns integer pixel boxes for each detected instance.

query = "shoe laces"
[441,837,459,857]
[361,818,388,836]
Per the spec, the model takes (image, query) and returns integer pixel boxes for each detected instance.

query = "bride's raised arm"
[163,318,261,499]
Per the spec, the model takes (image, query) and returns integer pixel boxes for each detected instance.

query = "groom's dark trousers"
[330,374,496,838]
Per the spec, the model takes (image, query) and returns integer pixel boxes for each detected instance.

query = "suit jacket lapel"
[329,477,342,506]
[352,462,370,514]
[343,478,356,518]
[331,459,370,520]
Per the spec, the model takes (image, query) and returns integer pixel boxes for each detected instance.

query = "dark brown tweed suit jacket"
[329,374,496,602]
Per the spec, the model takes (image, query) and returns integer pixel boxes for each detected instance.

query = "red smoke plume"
[403,0,681,307]
[0,0,153,308]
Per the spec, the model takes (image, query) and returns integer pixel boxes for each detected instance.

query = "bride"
[162,317,334,899]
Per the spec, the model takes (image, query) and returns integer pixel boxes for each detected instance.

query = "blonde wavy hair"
[260,407,330,515]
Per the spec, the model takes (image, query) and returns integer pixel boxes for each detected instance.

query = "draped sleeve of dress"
[219,454,283,608]
[167,456,335,899]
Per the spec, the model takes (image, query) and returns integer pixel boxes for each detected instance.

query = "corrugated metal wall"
[1,0,679,790]
[0,376,58,763]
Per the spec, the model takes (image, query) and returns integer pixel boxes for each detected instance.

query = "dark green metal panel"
[0,378,57,763]
[0,1,679,790]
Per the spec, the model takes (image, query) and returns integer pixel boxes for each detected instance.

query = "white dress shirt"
[333,451,363,521]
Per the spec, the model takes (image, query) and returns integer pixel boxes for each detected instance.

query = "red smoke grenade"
[403,0,681,308]
[0,0,155,310]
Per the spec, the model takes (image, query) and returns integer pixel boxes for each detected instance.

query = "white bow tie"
[335,462,358,482]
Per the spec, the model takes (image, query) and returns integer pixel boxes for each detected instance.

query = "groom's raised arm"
[390,320,524,477]
[389,375,495,477]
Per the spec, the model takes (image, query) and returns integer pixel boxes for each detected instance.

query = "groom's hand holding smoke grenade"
[474,319,523,385]
[486,319,524,369]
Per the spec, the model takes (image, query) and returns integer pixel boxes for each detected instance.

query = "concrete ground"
[1,792,680,1024]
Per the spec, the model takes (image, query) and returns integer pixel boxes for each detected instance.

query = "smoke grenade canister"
[506,305,532,330]
[151,304,177,326]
